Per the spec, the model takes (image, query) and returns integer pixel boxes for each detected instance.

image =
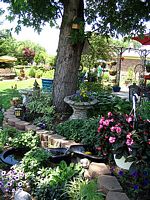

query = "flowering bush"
[97,112,150,164]
[0,166,29,197]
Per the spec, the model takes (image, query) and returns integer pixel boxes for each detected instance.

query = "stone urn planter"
[64,95,98,120]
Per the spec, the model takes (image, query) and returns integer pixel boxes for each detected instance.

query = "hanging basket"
[109,70,117,76]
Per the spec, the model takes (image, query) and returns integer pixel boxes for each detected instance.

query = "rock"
[80,158,90,169]
[14,190,32,200]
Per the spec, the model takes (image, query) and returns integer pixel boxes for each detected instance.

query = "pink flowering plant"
[97,112,150,164]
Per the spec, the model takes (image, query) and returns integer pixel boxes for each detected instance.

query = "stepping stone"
[98,175,123,194]
[15,121,30,130]
[88,163,110,178]
[106,191,130,200]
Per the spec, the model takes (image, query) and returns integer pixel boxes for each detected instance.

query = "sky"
[0,2,60,56]
[1,2,150,56]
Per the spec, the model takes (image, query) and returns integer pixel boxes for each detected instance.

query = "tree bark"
[53,0,84,113]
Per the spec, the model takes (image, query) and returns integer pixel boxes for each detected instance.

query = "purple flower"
[118,170,124,176]
[7,182,12,187]
[14,175,19,181]
[0,181,3,187]
[131,171,138,177]
[133,185,139,190]
[1,171,6,176]
[143,179,149,186]
[18,182,22,187]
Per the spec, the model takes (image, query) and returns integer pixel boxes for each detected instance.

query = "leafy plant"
[11,130,40,149]
[56,118,99,148]
[0,127,19,149]
[65,178,104,200]
[20,147,51,173]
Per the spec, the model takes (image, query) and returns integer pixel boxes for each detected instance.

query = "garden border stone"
[3,107,130,200]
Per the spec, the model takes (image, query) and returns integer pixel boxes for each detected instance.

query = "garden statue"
[33,79,40,96]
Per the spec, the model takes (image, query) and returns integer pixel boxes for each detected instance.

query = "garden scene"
[0,1,150,200]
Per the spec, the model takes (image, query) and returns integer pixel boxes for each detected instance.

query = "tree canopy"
[1,0,150,36]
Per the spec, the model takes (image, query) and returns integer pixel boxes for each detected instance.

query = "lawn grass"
[0,78,42,111]
[0,78,41,91]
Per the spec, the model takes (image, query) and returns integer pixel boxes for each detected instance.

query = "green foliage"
[32,161,82,200]
[11,130,40,149]
[56,118,99,147]
[137,101,150,120]
[0,127,20,149]
[20,147,51,173]
[29,67,36,77]
[0,127,40,149]
[27,92,55,130]
[65,178,104,200]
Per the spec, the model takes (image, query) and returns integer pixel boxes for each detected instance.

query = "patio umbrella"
[131,33,150,45]
[0,55,17,63]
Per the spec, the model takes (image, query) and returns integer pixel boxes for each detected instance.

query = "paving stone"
[88,163,110,178]
[4,114,16,122]
[106,191,130,200]
[15,121,30,130]
[7,118,21,126]
[4,111,14,116]
[60,140,81,148]
[98,175,123,194]
[41,133,49,141]
[36,129,50,136]
[41,141,48,148]
[25,124,39,132]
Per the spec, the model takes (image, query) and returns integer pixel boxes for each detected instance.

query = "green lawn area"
[0,78,41,91]
[0,78,42,111]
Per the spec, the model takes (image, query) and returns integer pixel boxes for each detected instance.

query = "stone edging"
[3,107,130,200]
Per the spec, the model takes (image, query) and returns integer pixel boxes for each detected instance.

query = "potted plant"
[112,85,121,92]
[97,112,150,169]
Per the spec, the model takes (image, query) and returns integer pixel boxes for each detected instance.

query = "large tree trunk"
[53,0,84,113]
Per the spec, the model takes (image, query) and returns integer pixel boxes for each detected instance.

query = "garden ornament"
[14,190,32,200]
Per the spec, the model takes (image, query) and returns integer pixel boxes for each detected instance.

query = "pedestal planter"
[64,95,98,120]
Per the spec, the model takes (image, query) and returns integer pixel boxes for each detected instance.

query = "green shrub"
[56,118,99,147]
[11,130,40,149]
[42,70,54,79]
[35,69,43,78]
[29,67,36,77]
